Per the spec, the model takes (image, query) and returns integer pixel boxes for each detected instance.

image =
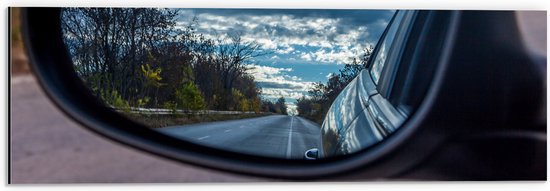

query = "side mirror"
[304,148,319,160]
[21,8,546,180]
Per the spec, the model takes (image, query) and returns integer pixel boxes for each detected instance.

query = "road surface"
[10,75,264,183]
[157,115,321,159]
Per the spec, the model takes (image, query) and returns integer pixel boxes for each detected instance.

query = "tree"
[250,97,262,113]
[299,46,374,124]
[261,99,277,113]
[62,8,268,115]
[296,96,313,116]
[61,8,179,106]
[275,97,288,115]
[215,34,267,91]
[230,88,245,111]
[140,63,163,106]
[193,34,268,110]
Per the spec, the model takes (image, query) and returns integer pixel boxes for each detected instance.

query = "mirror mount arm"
[304,148,319,160]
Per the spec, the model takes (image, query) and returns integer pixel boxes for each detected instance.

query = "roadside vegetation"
[129,112,270,128]
[61,8,288,127]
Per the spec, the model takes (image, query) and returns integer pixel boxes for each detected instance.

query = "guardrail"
[113,106,260,115]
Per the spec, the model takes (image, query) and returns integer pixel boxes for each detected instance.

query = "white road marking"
[286,116,294,159]
[224,129,231,133]
[197,136,210,140]
[239,125,244,129]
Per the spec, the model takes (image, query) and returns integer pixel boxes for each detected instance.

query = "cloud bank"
[175,9,394,114]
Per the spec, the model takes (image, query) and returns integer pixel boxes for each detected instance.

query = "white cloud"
[289,75,302,81]
[275,45,295,54]
[174,10,390,105]
[242,21,259,30]
[286,103,298,115]
[248,64,292,80]
[255,38,278,50]
[177,12,377,65]
[313,49,355,64]
[261,88,309,100]
[334,26,367,48]
[248,65,313,91]
[300,52,312,61]
[247,65,314,101]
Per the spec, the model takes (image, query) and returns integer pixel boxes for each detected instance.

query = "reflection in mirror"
[61,8,406,159]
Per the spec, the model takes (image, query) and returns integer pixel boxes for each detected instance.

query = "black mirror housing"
[21,8,546,180]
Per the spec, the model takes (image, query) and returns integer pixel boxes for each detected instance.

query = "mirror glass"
[60,8,415,159]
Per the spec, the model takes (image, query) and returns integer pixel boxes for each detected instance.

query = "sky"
[175,9,394,115]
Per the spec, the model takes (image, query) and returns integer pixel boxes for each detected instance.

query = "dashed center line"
[224,129,231,133]
[197,135,210,140]
[286,116,294,159]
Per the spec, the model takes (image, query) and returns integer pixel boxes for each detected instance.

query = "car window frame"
[368,11,405,86]
[389,11,453,116]
[376,11,417,100]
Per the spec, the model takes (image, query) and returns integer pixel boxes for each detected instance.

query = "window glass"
[391,11,449,115]
[370,11,406,84]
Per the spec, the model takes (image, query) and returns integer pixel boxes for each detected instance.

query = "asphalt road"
[157,115,321,159]
[10,75,264,183]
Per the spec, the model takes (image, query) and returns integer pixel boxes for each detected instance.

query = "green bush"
[175,82,206,111]
[137,97,150,108]
[231,88,244,111]
[162,101,180,117]
[101,90,131,113]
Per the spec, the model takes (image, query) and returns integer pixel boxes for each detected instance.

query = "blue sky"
[175,9,394,114]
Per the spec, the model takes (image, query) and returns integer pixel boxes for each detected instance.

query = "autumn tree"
[62,8,268,116]
[61,8,179,106]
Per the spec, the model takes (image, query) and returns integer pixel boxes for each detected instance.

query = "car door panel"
[338,107,385,155]
[357,69,378,105]
[321,76,366,156]
[367,94,407,135]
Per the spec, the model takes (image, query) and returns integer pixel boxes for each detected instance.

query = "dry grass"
[123,113,272,128]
